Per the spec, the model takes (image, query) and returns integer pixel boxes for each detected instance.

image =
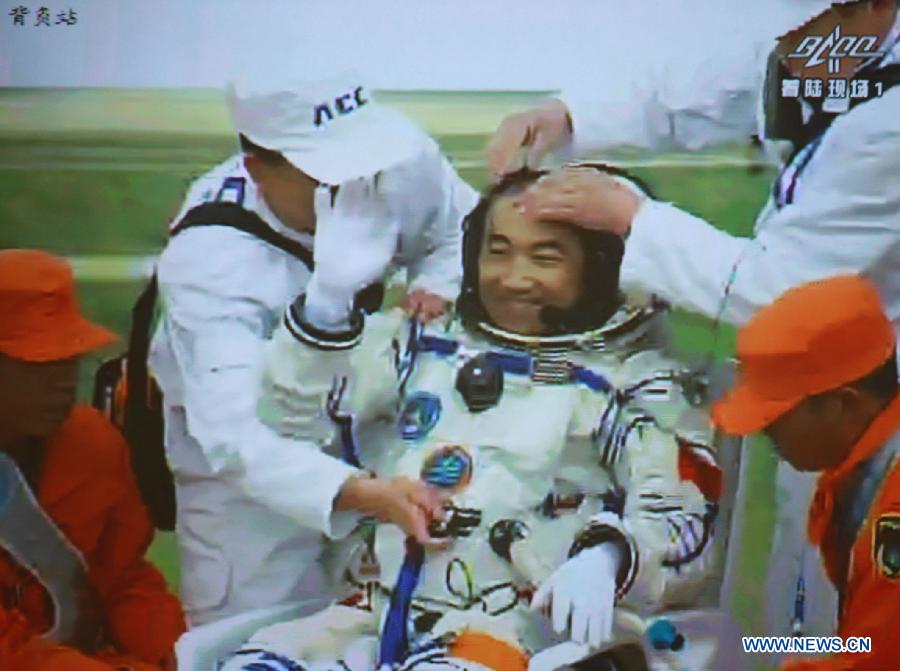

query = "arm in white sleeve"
[583,399,719,608]
[405,156,479,301]
[560,15,765,154]
[258,307,407,453]
[620,102,900,324]
[627,426,720,607]
[157,234,359,538]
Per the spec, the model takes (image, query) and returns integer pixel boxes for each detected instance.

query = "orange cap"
[713,275,895,435]
[0,249,116,362]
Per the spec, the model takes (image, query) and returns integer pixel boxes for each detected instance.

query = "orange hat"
[713,275,896,435]
[0,249,116,362]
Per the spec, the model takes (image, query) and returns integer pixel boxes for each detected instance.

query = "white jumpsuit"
[226,303,731,671]
[149,144,477,626]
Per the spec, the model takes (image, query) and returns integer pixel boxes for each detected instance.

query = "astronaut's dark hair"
[457,165,654,335]
[238,133,289,166]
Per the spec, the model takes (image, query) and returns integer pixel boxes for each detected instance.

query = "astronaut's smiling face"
[478,196,585,335]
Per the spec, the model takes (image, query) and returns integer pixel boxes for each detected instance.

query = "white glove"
[305,178,399,329]
[531,543,620,648]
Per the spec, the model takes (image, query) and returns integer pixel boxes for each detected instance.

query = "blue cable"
[571,365,614,393]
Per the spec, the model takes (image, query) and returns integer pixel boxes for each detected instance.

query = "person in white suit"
[149,70,478,626]
[486,0,900,662]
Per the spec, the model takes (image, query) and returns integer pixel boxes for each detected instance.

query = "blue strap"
[773,134,825,209]
[397,320,424,394]
[418,334,459,356]
[326,378,361,468]
[416,333,613,393]
[571,365,613,393]
[378,539,426,667]
[485,350,532,376]
[337,419,361,468]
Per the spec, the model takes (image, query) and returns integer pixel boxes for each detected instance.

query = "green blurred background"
[0,87,778,647]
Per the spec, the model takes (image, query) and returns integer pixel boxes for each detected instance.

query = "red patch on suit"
[677,439,722,502]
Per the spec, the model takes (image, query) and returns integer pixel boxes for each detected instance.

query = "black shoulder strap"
[140,200,314,375]
[118,201,314,530]
[123,271,176,530]
[170,201,314,271]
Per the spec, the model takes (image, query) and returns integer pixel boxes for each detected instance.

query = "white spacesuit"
[227,314,726,671]
[224,167,729,671]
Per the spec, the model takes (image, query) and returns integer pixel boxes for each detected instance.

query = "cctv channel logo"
[787,25,882,74]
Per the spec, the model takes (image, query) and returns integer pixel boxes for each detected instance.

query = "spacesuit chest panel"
[387,351,580,516]
[368,349,599,614]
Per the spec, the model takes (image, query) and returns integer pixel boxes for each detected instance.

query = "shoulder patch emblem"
[874,515,900,579]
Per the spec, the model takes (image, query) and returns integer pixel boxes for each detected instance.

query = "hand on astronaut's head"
[403,288,450,324]
[486,98,573,181]
[516,166,643,238]
[530,542,620,648]
[305,178,398,330]
[335,474,449,546]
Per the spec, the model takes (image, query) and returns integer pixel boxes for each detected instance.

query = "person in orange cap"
[713,274,900,671]
[0,249,184,670]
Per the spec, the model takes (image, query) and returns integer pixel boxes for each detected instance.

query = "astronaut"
[226,166,728,671]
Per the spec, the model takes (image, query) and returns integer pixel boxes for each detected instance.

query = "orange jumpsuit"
[0,405,185,670]
[783,396,900,671]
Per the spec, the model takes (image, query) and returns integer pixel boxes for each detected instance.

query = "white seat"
[176,600,322,671]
